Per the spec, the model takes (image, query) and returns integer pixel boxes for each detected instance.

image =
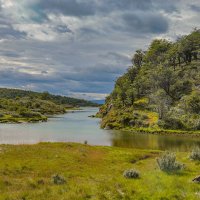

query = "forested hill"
[99,29,200,132]
[0,88,98,107]
[0,88,98,123]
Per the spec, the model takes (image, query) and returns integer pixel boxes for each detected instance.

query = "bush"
[157,152,184,172]
[123,169,140,179]
[190,147,200,161]
[162,117,185,130]
[52,174,66,185]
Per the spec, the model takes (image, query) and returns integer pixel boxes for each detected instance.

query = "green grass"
[0,114,48,123]
[0,143,199,199]
[122,127,200,136]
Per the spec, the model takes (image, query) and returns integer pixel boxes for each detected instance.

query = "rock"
[193,175,200,183]
[88,115,95,118]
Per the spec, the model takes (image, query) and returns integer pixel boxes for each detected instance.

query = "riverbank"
[121,127,200,137]
[0,143,199,200]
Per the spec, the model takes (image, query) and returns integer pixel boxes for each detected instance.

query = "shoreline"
[105,127,200,137]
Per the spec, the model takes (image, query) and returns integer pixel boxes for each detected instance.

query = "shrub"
[123,169,140,179]
[20,111,42,118]
[157,152,184,172]
[52,174,66,185]
[162,117,185,130]
[190,147,200,161]
[141,114,148,120]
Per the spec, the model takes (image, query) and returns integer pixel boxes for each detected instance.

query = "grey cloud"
[78,27,105,41]
[38,0,96,17]
[122,12,169,34]
[153,0,179,13]
[0,15,26,39]
[55,25,72,33]
[0,24,26,39]
[100,52,130,64]
[97,0,153,12]
[57,65,122,83]
[0,67,115,94]
[33,0,178,19]
[190,4,200,12]
[0,50,21,58]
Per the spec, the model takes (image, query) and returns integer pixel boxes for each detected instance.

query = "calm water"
[0,107,199,151]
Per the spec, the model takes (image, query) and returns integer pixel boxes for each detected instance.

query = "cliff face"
[99,30,200,131]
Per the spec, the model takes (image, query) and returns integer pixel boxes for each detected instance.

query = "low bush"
[123,169,140,179]
[157,152,184,172]
[190,147,200,161]
[52,174,66,185]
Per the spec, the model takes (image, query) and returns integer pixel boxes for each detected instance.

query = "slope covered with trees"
[0,88,98,123]
[99,29,200,132]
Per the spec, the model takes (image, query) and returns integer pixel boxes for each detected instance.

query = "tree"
[145,39,172,65]
[131,50,144,68]
[178,29,200,64]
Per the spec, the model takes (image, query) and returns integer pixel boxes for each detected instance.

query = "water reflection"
[110,131,200,151]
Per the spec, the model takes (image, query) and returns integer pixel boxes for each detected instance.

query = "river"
[0,107,199,151]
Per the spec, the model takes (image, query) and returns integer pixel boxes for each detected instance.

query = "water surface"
[0,107,199,151]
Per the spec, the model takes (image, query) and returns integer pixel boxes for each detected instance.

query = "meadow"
[0,143,199,200]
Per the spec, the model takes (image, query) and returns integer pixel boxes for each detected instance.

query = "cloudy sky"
[0,0,199,100]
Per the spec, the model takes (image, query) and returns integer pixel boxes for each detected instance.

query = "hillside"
[0,88,98,123]
[98,29,200,132]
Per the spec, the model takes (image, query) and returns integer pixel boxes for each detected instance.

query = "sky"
[0,0,200,100]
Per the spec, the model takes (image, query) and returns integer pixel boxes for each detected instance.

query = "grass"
[0,143,200,199]
[122,127,200,136]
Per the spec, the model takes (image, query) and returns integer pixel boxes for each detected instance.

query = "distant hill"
[0,88,99,107]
